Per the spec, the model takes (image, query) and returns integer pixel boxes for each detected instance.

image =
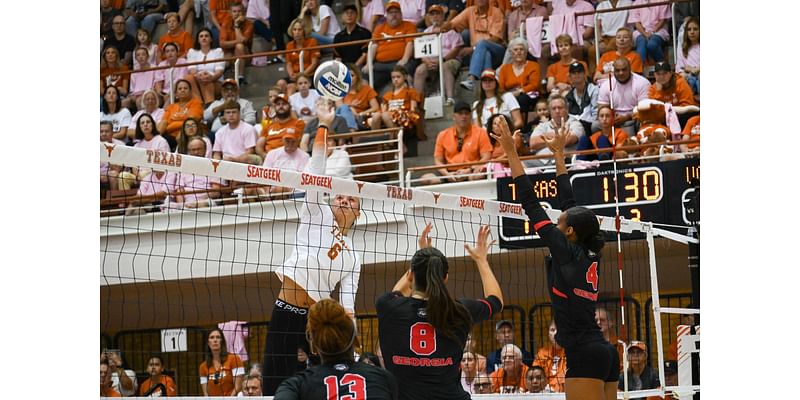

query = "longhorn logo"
[211,160,221,173]
[433,193,441,204]
[356,181,366,193]
[103,143,115,157]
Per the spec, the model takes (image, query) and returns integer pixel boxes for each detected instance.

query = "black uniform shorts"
[565,340,620,382]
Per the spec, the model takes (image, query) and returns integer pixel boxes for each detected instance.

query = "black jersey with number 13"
[274,360,398,400]
[376,292,502,400]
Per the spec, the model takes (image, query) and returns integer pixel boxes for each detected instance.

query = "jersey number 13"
[323,374,366,400]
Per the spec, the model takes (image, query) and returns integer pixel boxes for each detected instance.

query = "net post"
[645,224,667,400]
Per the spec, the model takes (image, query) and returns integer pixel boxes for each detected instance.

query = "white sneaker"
[460,78,475,91]
[445,97,455,106]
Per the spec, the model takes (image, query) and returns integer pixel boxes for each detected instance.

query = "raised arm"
[464,225,503,306]
[544,118,576,210]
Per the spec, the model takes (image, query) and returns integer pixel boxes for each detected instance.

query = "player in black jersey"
[274,299,398,400]
[376,224,504,400]
[493,116,618,400]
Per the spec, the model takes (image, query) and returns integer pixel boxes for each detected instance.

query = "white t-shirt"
[312,5,341,40]
[289,90,321,124]
[326,149,353,179]
[597,0,632,37]
[472,92,520,129]
[100,108,133,134]
[276,139,361,313]
[186,48,226,78]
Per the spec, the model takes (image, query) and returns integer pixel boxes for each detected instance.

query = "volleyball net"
[100,143,699,399]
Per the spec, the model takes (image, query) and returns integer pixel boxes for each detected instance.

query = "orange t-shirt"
[466,0,513,13]
[286,38,320,75]
[533,345,567,393]
[209,0,235,28]
[590,128,629,149]
[648,75,697,107]
[681,115,700,149]
[199,354,244,396]
[162,97,204,138]
[489,364,529,393]
[434,125,493,170]
[497,61,541,93]
[450,5,506,44]
[382,87,421,111]
[260,117,306,153]
[220,19,254,47]
[344,84,379,113]
[101,386,122,397]
[373,21,417,62]
[547,59,587,85]
[596,49,644,75]
[158,31,194,58]
[138,375,178,396]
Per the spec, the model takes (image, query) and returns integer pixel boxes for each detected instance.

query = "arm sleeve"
[556,173,576,211]
[273,376,302,400]
[339,260,362,314]
[514,174,574,263]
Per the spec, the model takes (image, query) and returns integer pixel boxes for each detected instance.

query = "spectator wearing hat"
[595,27,643,84]
[438,0,506,92]
[413,4,464,105]
[597,57,650,136]
[473,69,524,131]
[486,320,534,374]
[525,94,585,168]
[220,1,254,77]
[254,125,311,197]
[204,78,257,138]
[619,340,660,399]
[212,100,263,165]
[365,1,418,92]
[256,92,306,159]
[564,61,599,134]
[420,101,493,185]
[333,5,372,68]
[648,61,699,126]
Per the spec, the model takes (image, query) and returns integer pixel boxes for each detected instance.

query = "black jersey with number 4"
[515,173,604,349]
[273,359,398,400]
[376,292,502,400]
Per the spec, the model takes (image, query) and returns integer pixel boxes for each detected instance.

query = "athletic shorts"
[565,340,620,382]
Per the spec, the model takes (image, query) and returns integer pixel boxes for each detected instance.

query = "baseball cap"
[495,320,513,331]
[273,92,290,103]
[222,78,238,88]
[663,360,678,374]
[386,1,401,12]
[343,4,358,13]
[480,69,497,81]
[568,62,586,73]
[282,128,302,141]
[453,100,471,113]
[428,4,444,13]
[629,340,647,351]
[653,61,672,73]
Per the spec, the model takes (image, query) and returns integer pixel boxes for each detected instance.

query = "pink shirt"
[398,0,425,24]
[178,173,213,205]
[246,0,269,20]
[212,122,257,157]
[629,0,671,41]
[424,25,464,58]
[138,171,178,197]
[155,58,190,95]
[551,0,596,29]
[676,43,700,72]
[218,321,250,362]
[129,68,159,96]
[129,108,165,130]
[360,0,385,30]
[134,135,171,152]
[262,147,310,172]
[597,72,651,115]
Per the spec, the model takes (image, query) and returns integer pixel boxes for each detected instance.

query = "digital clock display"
[497,158,699,249]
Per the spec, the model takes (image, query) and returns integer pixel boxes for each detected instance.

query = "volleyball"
[314,60,352,100]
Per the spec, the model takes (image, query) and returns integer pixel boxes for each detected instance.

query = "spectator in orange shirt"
[220,1,254,83]
[338,65,381,130]
[139,355,178,396]
[279,18,320,96]
[533,320,567,392]
[370,66,420,132]
[490,344,529,394]
[421,101,493,185]
[547,34,587,97]
[577,104,629,161]
[595,27,643,83]
[158,79,204,139]
[100,359,122,397]
[208,0,237,46]
[158,12,193,58]
[101,45,130,98]
[680,115,699,154]
[649,61,699,126]
[497,37,542,122]
[200,328,245,396]
[365,1,418,92]
[256,92,306,158]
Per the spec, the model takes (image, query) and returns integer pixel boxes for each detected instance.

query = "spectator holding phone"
[102,349,138,397]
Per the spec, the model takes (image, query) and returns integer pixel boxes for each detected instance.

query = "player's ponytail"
[411,248,473,340]
[306,299,357,361]
[566,207,605,254]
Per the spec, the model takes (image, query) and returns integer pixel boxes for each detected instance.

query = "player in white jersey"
[263,99,363,395]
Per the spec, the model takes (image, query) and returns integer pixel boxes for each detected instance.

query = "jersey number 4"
[323,374,366,400]
[410,322,437,356]
[585,261,599,291]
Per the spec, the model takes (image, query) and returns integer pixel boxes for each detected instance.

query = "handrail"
[328,127,401,141]
[406,137,700,173]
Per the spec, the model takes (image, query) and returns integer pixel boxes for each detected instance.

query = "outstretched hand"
[418,222,433,249]
[316,100,336,128]
[488,116,520,155]
[544,117,570,155]
[465,225,496,262]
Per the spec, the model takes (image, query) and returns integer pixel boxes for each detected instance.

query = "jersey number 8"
[410,322,437,356]
[323,373,366,400]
